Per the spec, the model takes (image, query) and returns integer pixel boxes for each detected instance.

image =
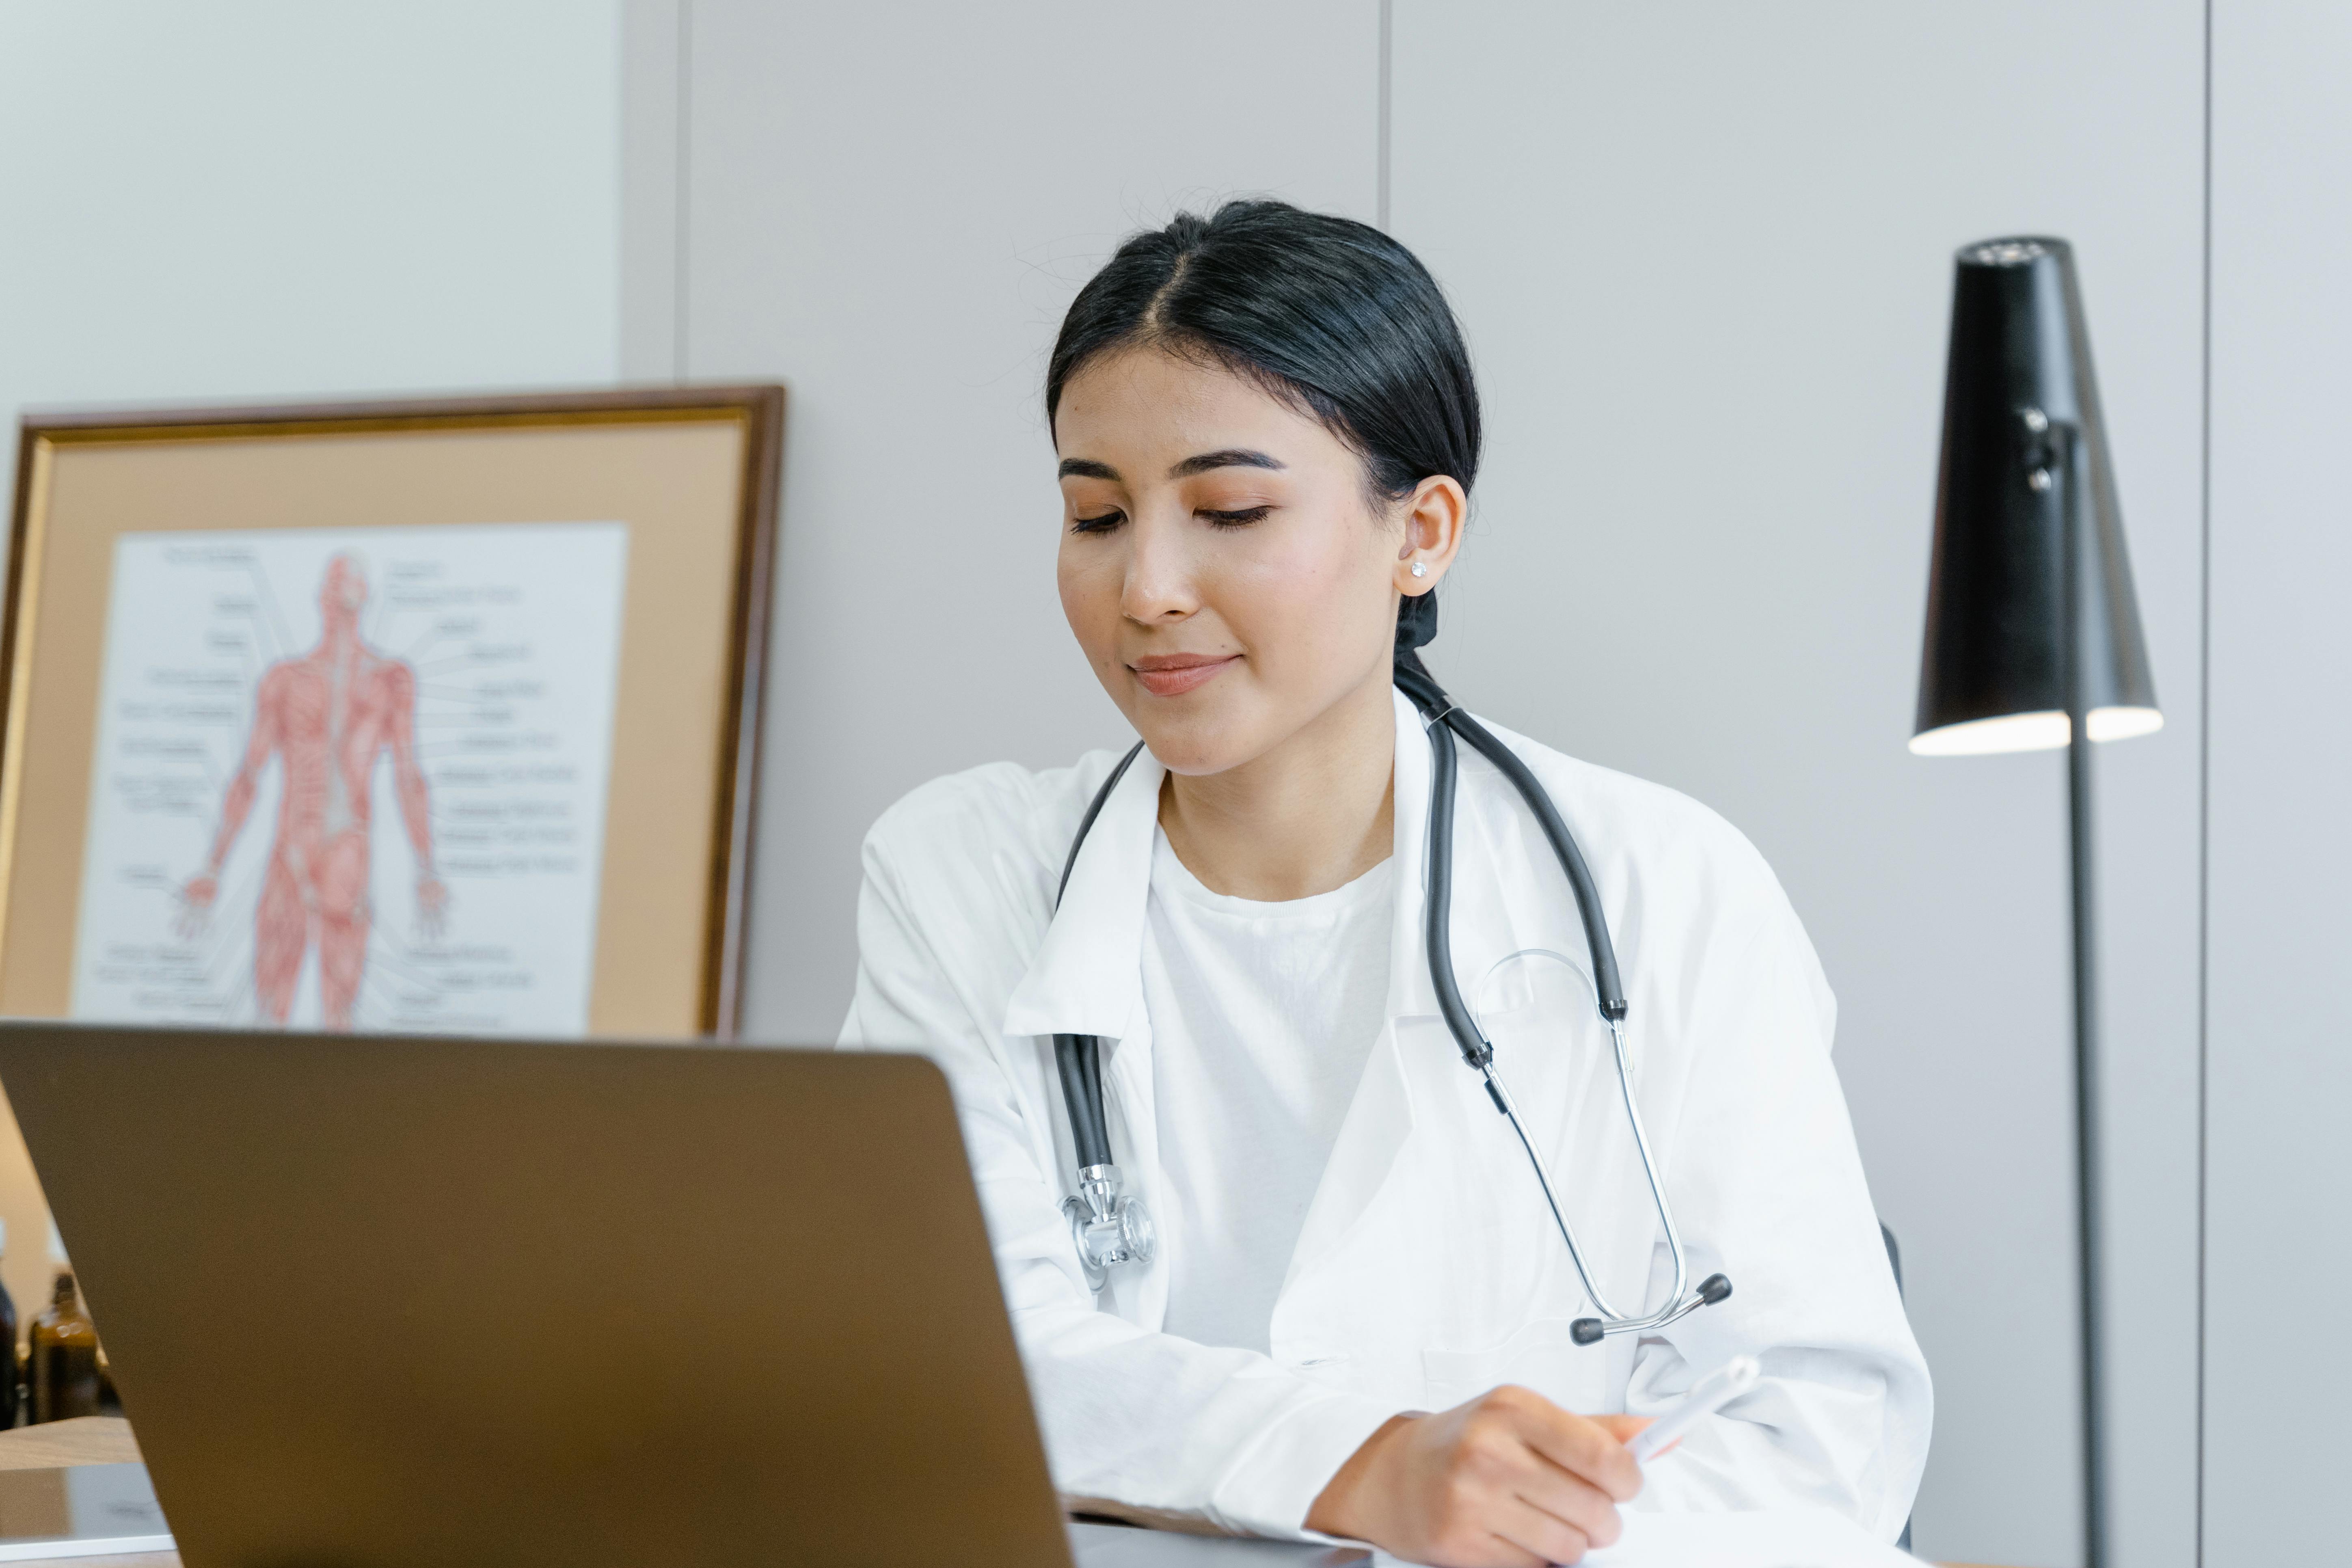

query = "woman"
[839,201,1929,1566]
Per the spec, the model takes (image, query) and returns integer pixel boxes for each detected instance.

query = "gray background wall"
[2203,4,2352,1562]
[4,4,2343,1565]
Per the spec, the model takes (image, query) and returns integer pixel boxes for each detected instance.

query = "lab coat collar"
[998,690,1516,1316]
[1279,688,1437,1287]
[1002,743,1166,1043]
[1285,689,1571,1294]
[1002,688,1445,1043]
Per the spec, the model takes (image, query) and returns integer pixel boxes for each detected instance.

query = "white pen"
[1625,1354,1761,1464]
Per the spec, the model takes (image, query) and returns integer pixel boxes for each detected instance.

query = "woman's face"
[1054,347,1460,776]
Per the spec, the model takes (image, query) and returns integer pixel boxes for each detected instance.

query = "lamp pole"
[1921,238,2153,1568]
[2031,406,2108,1568]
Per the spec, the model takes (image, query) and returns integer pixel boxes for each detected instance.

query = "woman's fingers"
[1493,1496,1596,1566]
[1588,1413,1651,1446]
[1473,1532,1555,1568]
[1307,1385,1645,1566]
[1461,1387,1630,1554]
[1513,1471,1624,1553]
[1489,1385,1644,1504]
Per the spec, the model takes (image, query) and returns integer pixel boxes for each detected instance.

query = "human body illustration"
[179,554,446,1029]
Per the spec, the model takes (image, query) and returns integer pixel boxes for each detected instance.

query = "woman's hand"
[1305,1385,1648,1566]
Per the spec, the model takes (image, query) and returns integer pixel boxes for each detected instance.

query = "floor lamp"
[1910,237,2162,1568]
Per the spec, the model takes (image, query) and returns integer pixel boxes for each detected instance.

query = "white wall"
[0,0,622,1333]
[2204,5,2352,1564]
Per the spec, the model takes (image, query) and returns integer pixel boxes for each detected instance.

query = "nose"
[1119,511,1199,625]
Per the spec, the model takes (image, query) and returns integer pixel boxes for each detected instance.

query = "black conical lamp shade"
[1912,237,2160,754]
[1911,235,2160,1568]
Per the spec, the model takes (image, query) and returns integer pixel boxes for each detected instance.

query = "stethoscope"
[1050,650,1731,1346]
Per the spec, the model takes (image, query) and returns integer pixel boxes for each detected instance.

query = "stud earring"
[1410,561,1429,579]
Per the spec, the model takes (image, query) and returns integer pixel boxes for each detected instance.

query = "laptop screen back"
[0,1024,1072,1568]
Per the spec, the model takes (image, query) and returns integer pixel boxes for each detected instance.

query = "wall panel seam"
[2194,2,2213,1564]
[674,0,694,382]
[1376,0,1392,230]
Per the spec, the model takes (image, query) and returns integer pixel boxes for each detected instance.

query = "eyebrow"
[1056,449,1288,484]
[1168,448,1285,479]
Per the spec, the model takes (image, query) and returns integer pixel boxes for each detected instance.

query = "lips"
[1128,653,1240,698]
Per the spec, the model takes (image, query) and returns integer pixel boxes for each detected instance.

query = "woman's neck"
[1158,666,1396,902]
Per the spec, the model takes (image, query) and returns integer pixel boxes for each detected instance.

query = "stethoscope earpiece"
[1572,1272,1734,1346]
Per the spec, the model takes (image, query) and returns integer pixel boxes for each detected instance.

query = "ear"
[1393,475,1469,597]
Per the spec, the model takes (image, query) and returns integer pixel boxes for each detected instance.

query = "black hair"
[1045,199,1479,654]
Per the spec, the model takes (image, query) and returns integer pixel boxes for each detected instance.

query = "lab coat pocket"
[1421,1319,1605,1415]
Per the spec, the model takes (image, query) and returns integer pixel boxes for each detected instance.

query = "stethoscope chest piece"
[1064,1162,1155,1291]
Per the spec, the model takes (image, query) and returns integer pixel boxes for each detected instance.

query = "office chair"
[1881,1222,1911,1553]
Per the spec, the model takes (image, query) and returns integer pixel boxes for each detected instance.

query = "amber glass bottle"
[29,1272,100,1424]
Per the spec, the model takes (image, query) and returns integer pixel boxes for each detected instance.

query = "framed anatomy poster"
[2,387,782,1042]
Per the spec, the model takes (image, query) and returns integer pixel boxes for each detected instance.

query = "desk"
[0,1417,173,1567]
[0,1419,2005,1567]
[0,1417,143,1475]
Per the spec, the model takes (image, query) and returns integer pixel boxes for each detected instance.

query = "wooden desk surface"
[0,1417,2005,1567]
[0,1416,142,1473]
[0,1418,175,1566]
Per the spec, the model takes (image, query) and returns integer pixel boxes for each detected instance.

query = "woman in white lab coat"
[839,201,1930,1565]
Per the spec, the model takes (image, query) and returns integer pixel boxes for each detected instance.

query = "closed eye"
[1198,505,1271,528]
[1069,510,1126,535]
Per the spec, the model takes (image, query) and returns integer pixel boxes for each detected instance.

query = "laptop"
[0,1022,1359,1567]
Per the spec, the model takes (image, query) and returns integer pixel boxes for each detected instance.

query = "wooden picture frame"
[2,386,784,1042]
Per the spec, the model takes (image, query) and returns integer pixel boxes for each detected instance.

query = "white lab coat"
[838,689,1931,1543]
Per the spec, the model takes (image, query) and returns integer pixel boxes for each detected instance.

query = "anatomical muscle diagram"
[71,523,629,1035]
[175,554,445,1030]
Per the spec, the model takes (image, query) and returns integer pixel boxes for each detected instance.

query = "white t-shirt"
[1140,828,1395,1355]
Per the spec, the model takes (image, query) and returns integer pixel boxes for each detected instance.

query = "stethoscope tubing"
[1052,740,1148,1173]
[1418,698,1691,1329]
[1395,656,1625,1021]
[1408,671,1719,1338]
[1049,665,1728,1338]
